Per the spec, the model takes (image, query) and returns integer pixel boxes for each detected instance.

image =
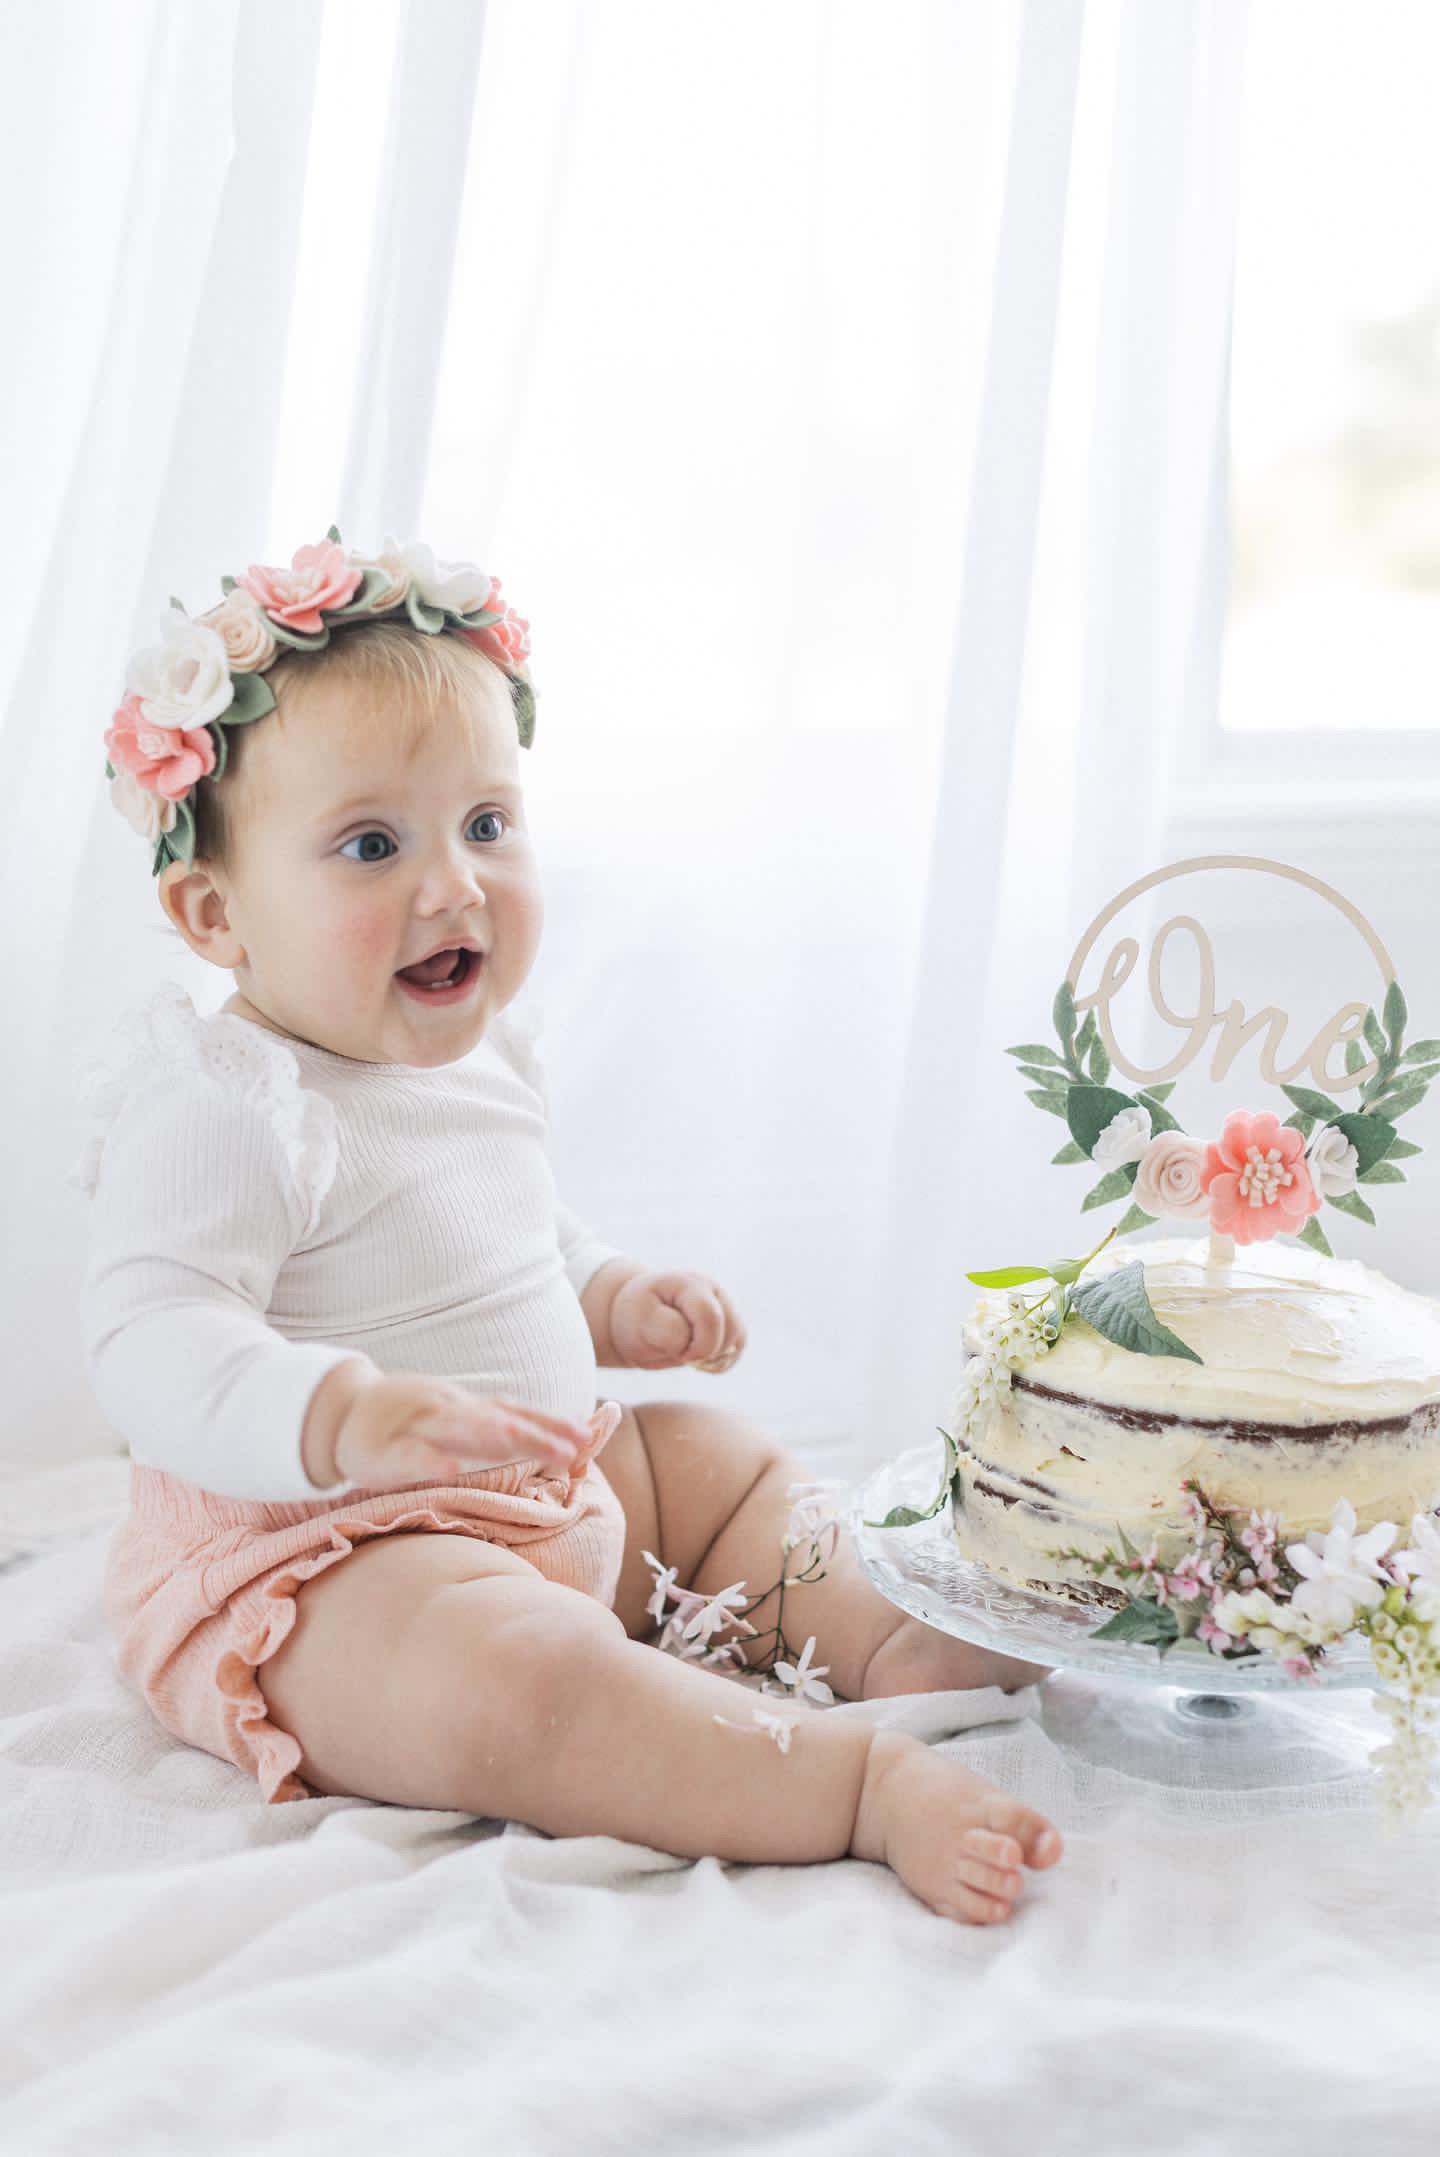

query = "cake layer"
[948,1235,1440,1598]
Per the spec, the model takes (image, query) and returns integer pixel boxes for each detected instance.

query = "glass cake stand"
[850,1445,1385,1791]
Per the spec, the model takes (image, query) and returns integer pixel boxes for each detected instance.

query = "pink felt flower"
[105,691,217,801]
[238,538,363,634]
[1200,1109,1321,1245]
[458,576,531,673]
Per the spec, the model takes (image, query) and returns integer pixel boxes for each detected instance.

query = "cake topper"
[1010,854,1435,1257]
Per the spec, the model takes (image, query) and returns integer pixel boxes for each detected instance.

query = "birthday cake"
[949,1234,1440,1607]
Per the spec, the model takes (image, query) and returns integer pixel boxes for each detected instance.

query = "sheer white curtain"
[0,0,1248,1482]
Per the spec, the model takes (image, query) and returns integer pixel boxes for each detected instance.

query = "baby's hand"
[333,1372,594,1493]
[608,1270,747,1372]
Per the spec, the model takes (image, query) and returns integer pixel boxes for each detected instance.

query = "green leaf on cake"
[1087,1032,1111,1084]
[1400,1039,1440,1065]
[1344,1036,1368,1076]
[1283,1109,1316,1137]
[866,1431,958,1528]
[1384,979,1408,1043]
[1135,1089,1181,1135]
[1363,1006,1388,1059]
[1327,1189,1378,1226]
[1113,1201,1155,1235]
[1384,1136,1422,1158]
[1080,1163,1139,1214]
[1367,1083,1428,1120]
[1330,1110,1396,1175]
[1065,1083,1139,1158]
[1007,1043,1065,1068]
[1296,1216,1334,1258]
[1359,1161,1406,1184]
[1074,1009,1098,1061]
[1053,983,1078,1055]
[1280,1084,1345,1123]
[1052,1139,1087,1165]
[1071,1260,1203,1363]
[1026,1088,1071,1120]
[1089,1597,1181,1651]
[1144,1080,1177,1102]
[1018,1063,1069,1089]
[965,1264,1052,1288]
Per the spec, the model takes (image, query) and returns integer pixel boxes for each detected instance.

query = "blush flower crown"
[102,526,535,878]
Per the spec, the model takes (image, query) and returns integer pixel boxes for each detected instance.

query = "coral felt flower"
[238,537,363,633]
[1200,1109,1321,1244]
[105,690,217,801]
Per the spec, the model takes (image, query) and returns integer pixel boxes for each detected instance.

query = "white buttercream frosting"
[951,1236,1440,1598]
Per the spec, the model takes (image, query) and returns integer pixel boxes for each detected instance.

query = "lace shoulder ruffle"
[67,980,339,1235]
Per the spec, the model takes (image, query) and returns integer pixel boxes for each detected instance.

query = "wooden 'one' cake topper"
[1007,854,1435,1259]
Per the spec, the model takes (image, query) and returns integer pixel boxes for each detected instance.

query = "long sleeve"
[490,1000,625,1300]
[79,1074,367,1502]
[555,1200,624,1302]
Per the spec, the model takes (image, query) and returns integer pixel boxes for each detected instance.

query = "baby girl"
[76,534,1063,1926]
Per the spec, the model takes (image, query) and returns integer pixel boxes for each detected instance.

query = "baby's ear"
[158,861,245,968]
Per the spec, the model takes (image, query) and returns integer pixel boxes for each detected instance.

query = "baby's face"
[214,673,542,1067]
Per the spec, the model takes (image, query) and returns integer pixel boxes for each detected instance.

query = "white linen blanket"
[2,1483,1438,2156]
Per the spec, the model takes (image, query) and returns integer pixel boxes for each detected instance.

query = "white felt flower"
[1092,1104,1152,1168]
[1307,1123,1361,1199]
[126,606,235,732]
[383,533,493,617]
[108,766,177,842]
[1133,1132,1210,1220]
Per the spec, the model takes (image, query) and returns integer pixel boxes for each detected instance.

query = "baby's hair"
[188,619,510,876]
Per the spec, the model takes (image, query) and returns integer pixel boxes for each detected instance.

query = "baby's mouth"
[394,947,482,995]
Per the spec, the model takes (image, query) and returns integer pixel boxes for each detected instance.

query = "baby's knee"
[444,1579,628,1759]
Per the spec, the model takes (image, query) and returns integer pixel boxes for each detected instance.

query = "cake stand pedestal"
[850,1447,1383,1793]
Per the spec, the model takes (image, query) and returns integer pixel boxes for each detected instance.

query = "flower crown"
[102,526,535,878]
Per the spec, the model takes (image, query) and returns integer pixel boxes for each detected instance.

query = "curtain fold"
[0,0,1251,1481]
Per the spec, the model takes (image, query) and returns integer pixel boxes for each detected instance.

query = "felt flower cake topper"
[102,526,535,878]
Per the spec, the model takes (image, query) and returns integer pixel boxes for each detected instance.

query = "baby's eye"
[467,810,507,842]
[339,830,395,864]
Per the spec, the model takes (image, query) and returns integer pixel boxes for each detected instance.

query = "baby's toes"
[955,1836,1024,1909]
[980,1793,1064,1870]
[937,1880,1016,1926]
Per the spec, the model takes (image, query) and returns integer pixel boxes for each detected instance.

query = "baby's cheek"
[330,905,395,972]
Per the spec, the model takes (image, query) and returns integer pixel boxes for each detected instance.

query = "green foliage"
[1327,1189,1378,1226]
[1090,1598,1181,1651]
[1296,1216,1334,1258]
[1065,1084,1140,1158]
[1080,1164,1139,1214]
[1071,1261,1203,1363]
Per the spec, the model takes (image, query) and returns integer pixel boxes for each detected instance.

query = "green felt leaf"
[511,674,536,749]
[1053,982,1078,1051]
[966,1265,1051,1288]
[1019,1063,1068,1089]
[325,523,342,543]
[1400,1039,1440,1065]
[1113,1202,1155,1236]
[208,720,228,782]
[1359,1161,1406,1184]
[1368,1083,1429,1120]
[1008,1044,1065,1067]
[1075,1009,1098,1060]
[1384,979,1408,1043]
[103,759,115,781]
[1072,1260,1203,1363]
[1344,1037,1367,1076]
[1296,1216,1334,1258]
[1051,1139,1087,1166]
[1026,1089,1071,1120]
[1065,1083,1140,1158]
[1327,1189,1378,1226]
[1145,1081,1176,1102]
[1283,1109,1316,1136]
[1135,1090,1181,1135]
[1390,1063,1440,1088]
[219,573,237,595]
[1087,1033,1111,1084]
[1363,1006,1388,1059]
[405,590,446,634]
[1280,1084,1344,1122]
[168,594,186,614]
[222,668,276,725]
[1330,1111,1396,1175]
[266,617,330,651]
[1090,1598,1181,1649]
[1080,1164,1139,1214]
[1384,1137,1422,1158]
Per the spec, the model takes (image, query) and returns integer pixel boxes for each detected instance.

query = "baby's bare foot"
[851,1730,1062,1925]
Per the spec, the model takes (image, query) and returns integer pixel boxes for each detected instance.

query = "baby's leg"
[600,1401,1047,1700]
[255,1530,1061,1922]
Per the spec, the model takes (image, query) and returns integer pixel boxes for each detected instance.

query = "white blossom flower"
[1285,1500,1397,1626]
[640,1548,680,1626]
[771,1635,835,1704]
[1306,1123,1361,1200]
[1092,1105,1152,1168]
[1393,1511,1440,1624]
[752,1706,799,1753]
[678,1581,752,1645]
[782,1481,845,1559]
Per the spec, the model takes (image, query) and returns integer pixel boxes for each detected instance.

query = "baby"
[78,535,1063,1926]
